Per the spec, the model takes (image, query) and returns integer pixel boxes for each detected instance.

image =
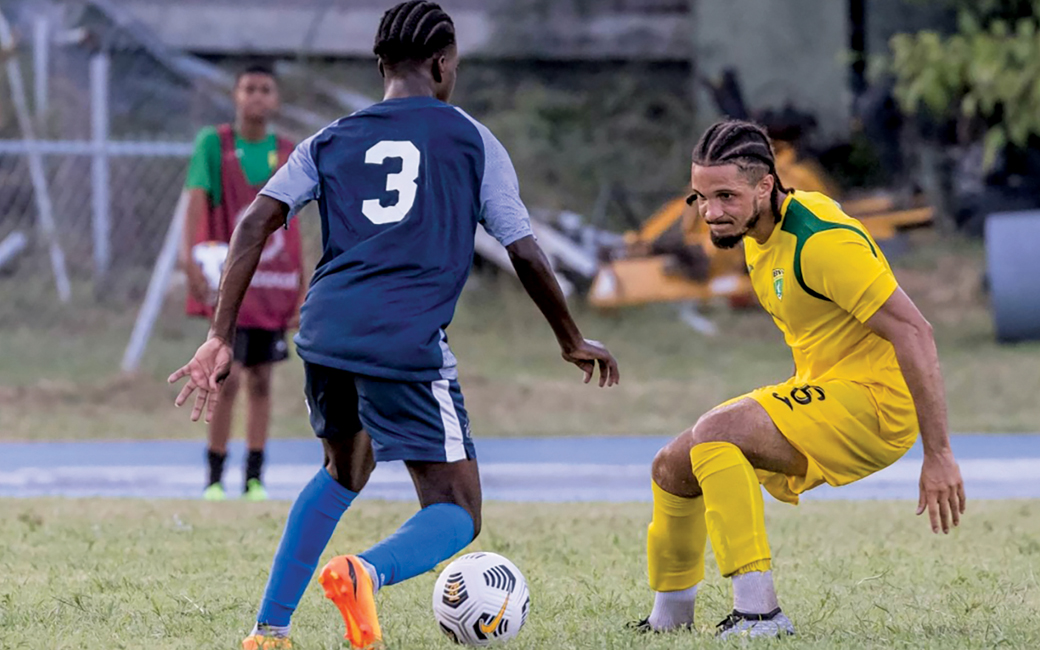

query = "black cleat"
[626,617,695,634]
[626,618,654,633]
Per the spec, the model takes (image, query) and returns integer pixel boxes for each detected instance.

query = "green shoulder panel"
[184,126,222,204]
[780,198,877,302]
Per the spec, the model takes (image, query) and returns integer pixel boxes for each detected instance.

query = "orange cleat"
[241,632,292,649]
[318,555,383,649]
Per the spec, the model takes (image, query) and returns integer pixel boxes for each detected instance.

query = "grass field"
[0,498,1037,649]
[2,233,1039,441]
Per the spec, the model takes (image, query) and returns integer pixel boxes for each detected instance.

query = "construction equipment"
[588,141,933,310]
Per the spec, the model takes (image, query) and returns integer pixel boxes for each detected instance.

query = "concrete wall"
[866,0,955,57]
[112,0,693,61]
[112,0,954,142]
[691,0,849,139]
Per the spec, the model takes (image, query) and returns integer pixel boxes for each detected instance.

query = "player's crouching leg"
[631,435,704,633]
[689,403,795,638]
[637,402,797,638]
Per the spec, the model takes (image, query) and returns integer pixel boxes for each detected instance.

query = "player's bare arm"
[865,287,966,534]
[506,235,619,387]
[181,187,213,305]
[168,195,289,422]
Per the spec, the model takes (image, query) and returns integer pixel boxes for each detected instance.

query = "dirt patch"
[0,373,171,412]
[892,236,988,326]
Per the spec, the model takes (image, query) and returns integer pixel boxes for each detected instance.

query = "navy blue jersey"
[260,97,532,381]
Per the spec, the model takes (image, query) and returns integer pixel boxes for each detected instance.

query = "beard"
[708,198,762,249]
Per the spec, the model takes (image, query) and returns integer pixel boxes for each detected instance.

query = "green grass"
[2,232,1039,440]
[0,498,1037,649]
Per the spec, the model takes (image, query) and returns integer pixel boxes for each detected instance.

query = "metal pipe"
[33,16,49,128]
[91,52,112,282]
[0,231,29,270]
[121,191,189,373]
[0,139,195,156]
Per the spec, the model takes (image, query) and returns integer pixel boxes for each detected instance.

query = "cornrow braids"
[374,1,456,66]
[688,119,790,220]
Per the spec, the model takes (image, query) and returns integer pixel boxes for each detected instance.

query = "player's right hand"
[916,448,966,534]
[167,337,232,423]
[561,339,620,387]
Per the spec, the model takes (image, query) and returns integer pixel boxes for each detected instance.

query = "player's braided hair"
[690,120,790,221]
[373,1,456,66]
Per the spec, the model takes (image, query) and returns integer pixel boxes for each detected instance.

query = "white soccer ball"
[432,552,530,646]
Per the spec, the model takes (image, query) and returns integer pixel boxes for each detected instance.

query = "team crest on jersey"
[772,268,785,300]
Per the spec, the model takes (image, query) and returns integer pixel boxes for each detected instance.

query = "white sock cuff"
[732,570,779,614]
[358,556,381,593]
[648,583,699,631]
[655,583,699,603]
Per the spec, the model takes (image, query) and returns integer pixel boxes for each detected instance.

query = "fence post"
[121,191,188,373]
[0,8,71,303]
[33,16,49,129]
[91,51,112,285]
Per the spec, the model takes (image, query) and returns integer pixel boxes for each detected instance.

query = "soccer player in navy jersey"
[168,2,619,648]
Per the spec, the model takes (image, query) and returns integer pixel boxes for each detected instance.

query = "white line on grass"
[0,457,1037,501]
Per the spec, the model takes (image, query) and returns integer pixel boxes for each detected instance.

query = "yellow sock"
[689,441,772,577]
[647,481,706,591]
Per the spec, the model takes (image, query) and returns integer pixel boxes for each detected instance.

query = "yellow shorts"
[723,378,917,504]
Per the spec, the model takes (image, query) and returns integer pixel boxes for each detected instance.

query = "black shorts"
[233,328,289,368]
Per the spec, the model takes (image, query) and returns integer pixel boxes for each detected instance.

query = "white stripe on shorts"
[432,379,466,462]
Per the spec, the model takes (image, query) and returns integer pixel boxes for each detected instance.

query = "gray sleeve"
[456,109,534,247]
[259,134,320,220]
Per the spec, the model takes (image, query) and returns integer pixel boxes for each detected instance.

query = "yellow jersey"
[744,191,916,438]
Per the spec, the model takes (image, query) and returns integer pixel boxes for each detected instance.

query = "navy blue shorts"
[303,361,476,463]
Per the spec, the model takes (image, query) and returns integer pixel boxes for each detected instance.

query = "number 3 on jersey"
[362,140,420,225]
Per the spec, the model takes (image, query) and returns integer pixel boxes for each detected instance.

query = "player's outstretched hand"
[167,337,233,423]
[916,448,966,534]
[561,339,620,387]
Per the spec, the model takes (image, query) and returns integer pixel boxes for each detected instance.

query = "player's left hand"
[167,337,233,423]
[916,448,966,534]
[561,338,620,387]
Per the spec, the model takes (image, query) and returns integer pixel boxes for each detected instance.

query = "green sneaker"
[244,478,268,502]
[203,483,226,501]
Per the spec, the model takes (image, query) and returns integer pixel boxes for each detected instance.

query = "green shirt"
[184,126,279,206]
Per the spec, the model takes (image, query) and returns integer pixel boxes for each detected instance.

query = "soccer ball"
[432,552,530,646]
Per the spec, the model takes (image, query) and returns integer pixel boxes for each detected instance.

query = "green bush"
[890,0,1040,166]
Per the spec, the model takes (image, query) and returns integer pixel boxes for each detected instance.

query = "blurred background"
[1,0,1039,442]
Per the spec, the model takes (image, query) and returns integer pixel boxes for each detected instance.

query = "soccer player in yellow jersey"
[634,120,967,639]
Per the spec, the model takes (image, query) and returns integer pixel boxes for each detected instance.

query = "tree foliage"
[890,0,1040,166]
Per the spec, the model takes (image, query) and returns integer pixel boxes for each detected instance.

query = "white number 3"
[362,140,420,224]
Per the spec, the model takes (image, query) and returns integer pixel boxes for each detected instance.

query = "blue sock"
[257,468,357,627]
[360,503,474,589]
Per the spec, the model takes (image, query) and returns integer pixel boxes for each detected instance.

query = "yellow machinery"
[588,142,933,309]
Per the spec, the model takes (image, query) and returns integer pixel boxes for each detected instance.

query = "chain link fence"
[0,0,346,385]
[1,1,211,327]
[0,0,695,390]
